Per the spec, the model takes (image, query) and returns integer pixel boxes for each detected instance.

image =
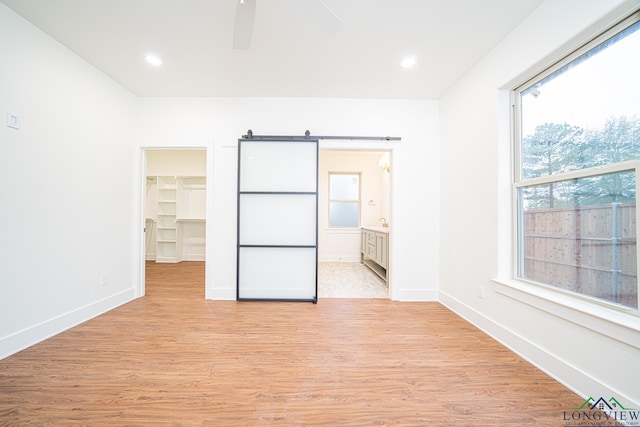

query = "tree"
[521,117,640,208]
[577,116,640,204]
[521,122,584,208]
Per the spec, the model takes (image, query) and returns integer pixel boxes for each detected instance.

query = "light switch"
[6,112,20,129]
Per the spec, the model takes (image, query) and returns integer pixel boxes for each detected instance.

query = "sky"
[521,21,640,137]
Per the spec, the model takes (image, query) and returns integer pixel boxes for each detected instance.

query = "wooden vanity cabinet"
[360,227,388,282]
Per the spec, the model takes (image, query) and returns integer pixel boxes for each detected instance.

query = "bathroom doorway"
[317,149,391,298]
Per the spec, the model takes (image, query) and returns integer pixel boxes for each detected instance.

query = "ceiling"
[1,0,545,99]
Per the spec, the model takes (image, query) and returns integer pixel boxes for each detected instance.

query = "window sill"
[492,278,640,349]
[325,228,361,234]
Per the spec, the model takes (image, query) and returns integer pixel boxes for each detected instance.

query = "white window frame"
[513,161,640,306]
[503,11,640,343]
[328,172,361,228]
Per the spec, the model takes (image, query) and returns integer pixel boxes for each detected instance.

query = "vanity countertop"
[361,226,389,233]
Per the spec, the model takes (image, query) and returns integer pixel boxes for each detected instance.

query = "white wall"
[146,149,206,176]
[439,0,640,409]
[0,4,137,358]
[318,150,389,262]
[135,97,440,302]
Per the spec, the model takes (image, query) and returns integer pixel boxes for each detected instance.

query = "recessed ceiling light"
[145,54,162,66]
[401,56,417,69]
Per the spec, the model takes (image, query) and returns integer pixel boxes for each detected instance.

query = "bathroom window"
[513,13,640,310]
[329,173,360,227]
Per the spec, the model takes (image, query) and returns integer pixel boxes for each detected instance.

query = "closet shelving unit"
[146,175,207,263]
[176,177,206,261]
[155,176,180,262]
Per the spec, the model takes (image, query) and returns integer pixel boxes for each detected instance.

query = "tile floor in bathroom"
[317,262,388,298]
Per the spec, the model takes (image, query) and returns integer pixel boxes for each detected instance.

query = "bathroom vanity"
[360,226,389,283]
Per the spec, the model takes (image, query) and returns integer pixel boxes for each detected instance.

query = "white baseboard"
[182,255,206,262]
[438,290,640,413]
[206,287,236,300]
[318,256,362,263]
[392,288,439,301]
[146,254,204,262]
[0,288,136,360]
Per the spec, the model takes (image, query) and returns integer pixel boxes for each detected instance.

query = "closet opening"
[140,148,207,298]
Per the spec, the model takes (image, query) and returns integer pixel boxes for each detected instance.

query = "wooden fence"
[522,202,637,308]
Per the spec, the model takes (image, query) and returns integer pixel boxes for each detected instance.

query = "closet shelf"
[148,175,206,263]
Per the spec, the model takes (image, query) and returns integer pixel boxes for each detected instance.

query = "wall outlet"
[478,284,485,299]
[6,112,20,130]
[100,273,108,287]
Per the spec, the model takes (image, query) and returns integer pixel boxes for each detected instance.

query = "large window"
[514,13,640,310]
[329,173,360,227]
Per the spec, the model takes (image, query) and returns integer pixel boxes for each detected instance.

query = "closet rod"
[241,129,401,142]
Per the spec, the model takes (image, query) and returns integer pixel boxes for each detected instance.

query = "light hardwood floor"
[0,261,587,426]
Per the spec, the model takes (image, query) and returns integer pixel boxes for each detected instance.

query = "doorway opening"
[317,149,392,298]
[140,148,207,298]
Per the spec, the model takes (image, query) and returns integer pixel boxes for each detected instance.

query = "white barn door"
[237,138,318,302]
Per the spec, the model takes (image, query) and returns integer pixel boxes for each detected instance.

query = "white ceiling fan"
[233,0,343,50]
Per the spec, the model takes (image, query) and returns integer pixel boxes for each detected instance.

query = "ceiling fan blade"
[233,0,256,50]
[289,0,343,36]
